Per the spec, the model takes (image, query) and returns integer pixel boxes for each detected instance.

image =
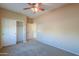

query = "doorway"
[16,21,24,44]
[27,22,37,40]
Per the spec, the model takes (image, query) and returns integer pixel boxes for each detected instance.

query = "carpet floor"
[0,40,77,56]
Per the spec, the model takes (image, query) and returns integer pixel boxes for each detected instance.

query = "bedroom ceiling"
[0,3,65,18]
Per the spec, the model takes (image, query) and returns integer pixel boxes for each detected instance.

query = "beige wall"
[0,17,1,48]
[0,9,2,48]
[0,8,27,48]
[34,4,79,55]
[0,8,26,20]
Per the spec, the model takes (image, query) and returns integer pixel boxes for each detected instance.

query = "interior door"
[17,21,23,43]
[1,18,16,47]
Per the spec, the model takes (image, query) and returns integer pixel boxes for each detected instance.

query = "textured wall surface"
[34,4,79,55]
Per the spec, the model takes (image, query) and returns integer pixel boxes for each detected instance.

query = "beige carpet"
[0,40,77,56]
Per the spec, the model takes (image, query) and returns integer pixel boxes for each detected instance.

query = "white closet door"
[2,18,16,46]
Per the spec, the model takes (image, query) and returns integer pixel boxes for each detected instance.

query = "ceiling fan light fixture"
[24,3,45,13]
[31,7,40,13]
[31,8,38,13]
[35,8,38,12]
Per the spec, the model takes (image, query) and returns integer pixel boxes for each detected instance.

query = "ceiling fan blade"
[38,8,45,11]
[28,3,36,5]
[24,8,31,10]
[28,3,32,5]
[41,8,45,11]
[38,3,42,5]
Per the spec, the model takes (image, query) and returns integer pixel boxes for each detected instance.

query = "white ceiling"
[0,3,65,18]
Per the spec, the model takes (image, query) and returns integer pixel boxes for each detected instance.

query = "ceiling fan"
[24,3,45,13]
